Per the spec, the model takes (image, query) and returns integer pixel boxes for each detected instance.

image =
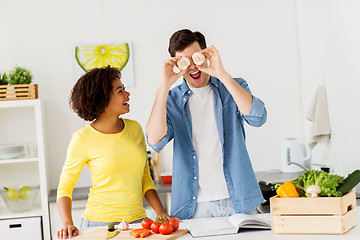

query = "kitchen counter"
[72,206,360,240]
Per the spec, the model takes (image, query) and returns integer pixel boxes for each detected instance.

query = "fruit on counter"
[177,57,190,70]
[275,181,299,198]
[336,169,360,195]
[5,188,19,201]
[170,218,179,232]
[192,52,205,65]
[19,186,33,200]
[118,218,129,230]
[151,221,161,233]
[141,217,153,230]
[159,222,173,235]
[292,170,344,197]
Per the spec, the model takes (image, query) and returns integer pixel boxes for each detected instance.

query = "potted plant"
[8,66,33,85]
[0,72,8,85]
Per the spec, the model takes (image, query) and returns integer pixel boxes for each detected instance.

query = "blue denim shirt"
[148,76,267,219]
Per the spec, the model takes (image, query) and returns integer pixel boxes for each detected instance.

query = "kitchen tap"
[288,161,310,171]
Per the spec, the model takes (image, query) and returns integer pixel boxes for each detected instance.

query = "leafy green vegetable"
[292,170,344,197]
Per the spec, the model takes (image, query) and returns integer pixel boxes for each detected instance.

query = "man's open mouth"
[190,70,201,80]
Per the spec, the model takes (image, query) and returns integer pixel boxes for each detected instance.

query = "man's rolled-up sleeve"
[243,96,267,127]
[147,116,174,153]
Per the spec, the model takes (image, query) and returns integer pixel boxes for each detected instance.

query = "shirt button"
[193,156,196,159]
[194,177,197,180]
[183,98,186,102]
[193,196,196,200]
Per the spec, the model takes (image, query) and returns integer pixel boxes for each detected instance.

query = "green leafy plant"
[8,66,33,84]
[0,72,8,85]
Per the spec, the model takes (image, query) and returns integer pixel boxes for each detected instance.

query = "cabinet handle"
[9,224,22,228]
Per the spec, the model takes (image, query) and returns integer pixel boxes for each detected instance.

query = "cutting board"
[73,228,188,240]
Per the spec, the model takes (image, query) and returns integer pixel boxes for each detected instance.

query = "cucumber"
[336,169,360,195]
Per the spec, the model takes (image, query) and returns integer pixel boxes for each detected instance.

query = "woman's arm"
[57,196,79,239]
[144,189,171,221]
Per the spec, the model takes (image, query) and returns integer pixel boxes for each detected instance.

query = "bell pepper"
[275,181,299,198]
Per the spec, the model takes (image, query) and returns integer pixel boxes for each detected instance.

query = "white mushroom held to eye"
[306,185,321,197]
[192,52,205,65]
[177,57,190,70]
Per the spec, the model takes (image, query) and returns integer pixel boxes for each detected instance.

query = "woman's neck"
[91,115,124,134]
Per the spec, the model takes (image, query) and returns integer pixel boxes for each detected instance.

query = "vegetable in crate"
[275,181,299,198]
[8,66,33,84]
[291,170,344,197]
[336,169,360,195]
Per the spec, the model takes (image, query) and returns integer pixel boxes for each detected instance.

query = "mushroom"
[177,57,190,70]
[192,52,205,65]
[306,185,321,197]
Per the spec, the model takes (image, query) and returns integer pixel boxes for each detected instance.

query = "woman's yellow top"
[57,119,156,223]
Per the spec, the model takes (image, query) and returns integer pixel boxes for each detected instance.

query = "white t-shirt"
[188,85,230,202]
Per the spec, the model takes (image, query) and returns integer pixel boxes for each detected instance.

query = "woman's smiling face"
[106,78,130,116]
[175,42,210,88]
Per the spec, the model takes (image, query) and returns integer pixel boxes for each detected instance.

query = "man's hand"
[57,224,79,239]
[161,57,186,88]
[197,45,228,80]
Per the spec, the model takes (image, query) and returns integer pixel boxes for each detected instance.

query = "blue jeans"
[190,198,257,219]
[80,218,143,228]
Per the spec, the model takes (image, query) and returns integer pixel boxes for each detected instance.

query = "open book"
[186,213,271,237]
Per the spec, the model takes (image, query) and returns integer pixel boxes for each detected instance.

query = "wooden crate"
[0,84,38,101]
[270,190,357,234]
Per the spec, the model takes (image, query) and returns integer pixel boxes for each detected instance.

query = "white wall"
[296,0,360,176]
[2,0,357,191]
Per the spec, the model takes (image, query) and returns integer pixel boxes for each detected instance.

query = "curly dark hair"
[168,29,207,57]
[70,66,121,121]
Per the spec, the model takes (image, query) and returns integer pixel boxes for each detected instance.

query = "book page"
[228,213,271,229]
[186,217,237,237]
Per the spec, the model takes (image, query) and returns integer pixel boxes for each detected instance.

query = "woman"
[57,66,170,239]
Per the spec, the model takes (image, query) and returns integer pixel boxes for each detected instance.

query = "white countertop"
[72,206,360,240]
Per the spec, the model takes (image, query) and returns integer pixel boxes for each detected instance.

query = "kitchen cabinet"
[0,99,50,240]
[0,217,42,240]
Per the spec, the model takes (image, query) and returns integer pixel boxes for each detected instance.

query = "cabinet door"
[0,217,42,240]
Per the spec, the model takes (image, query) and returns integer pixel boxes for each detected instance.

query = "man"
[146,29,267,219]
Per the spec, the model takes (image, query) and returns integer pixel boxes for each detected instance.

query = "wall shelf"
[0,157,39,164]
[0,99,50,240]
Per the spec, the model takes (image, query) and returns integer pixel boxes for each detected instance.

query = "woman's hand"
[161,57,186,88]
[155,210,181,223]
[197,45,228,80]
[57,224,79,239]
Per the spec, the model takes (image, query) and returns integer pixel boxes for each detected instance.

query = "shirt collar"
[179,76,219,96]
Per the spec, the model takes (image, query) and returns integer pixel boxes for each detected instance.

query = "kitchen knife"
[106,224,119,240]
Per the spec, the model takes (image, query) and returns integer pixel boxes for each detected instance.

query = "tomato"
[141,218,154,230]
[170,218,179,232]
[151,221,161,233]
[159,222,173,235]
[158,217,166,223]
